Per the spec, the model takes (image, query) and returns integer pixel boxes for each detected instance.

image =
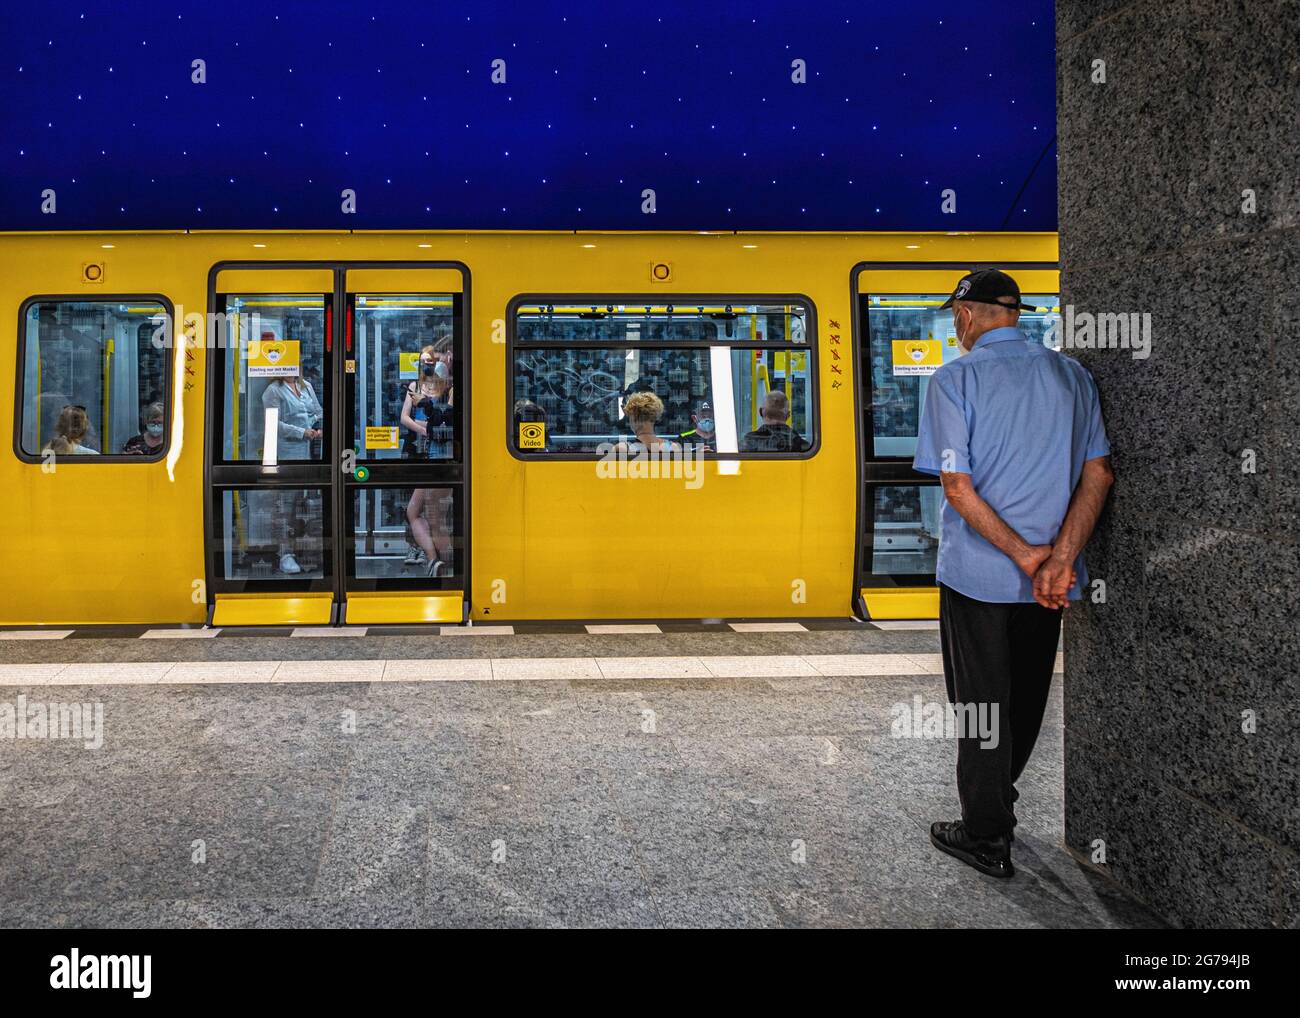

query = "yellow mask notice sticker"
[518,421,546,449]
[891,338,942,376]
[399,351,421,379]
[365,426,399,450]
[248,339,301,377]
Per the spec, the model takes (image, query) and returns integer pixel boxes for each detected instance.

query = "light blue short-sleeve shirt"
[913,326,1110,603]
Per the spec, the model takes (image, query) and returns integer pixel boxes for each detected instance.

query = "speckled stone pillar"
[1057,0,1299,928]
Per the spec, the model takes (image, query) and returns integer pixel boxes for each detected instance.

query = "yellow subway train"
[0,231,1059,626]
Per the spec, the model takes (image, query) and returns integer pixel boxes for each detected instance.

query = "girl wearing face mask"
[400,343,455,576]
[123,402,166,455]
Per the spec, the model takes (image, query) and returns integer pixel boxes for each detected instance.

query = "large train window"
[508,299,816,458]
[864,293,1058,458]
[15,297,172,462]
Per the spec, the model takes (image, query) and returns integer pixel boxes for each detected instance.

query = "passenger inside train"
[677,400,717,451]
[614,390,679,456]
[402,342,455,577]
[510,303,813,457]
[122,401,166,455]
[741,390,809,452]
[44,404,99,456]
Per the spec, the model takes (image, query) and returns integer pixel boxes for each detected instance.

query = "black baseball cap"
[940,269,1037,311]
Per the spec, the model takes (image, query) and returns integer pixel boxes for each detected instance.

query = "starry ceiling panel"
[0,1,1057,232]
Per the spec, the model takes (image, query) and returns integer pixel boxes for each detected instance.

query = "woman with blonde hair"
[615,390,678,455]
[45,405,99,456]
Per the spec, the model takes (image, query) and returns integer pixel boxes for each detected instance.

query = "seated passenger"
[122,401,165,455]
[45,405,100,456]
[615,391,679,455]
[677,400,716,452]
[741,391,808,452]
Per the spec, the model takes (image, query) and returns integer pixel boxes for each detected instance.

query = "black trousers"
[938,583,1062,839]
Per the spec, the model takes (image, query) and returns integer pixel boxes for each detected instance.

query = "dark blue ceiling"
[0,1,1057,232]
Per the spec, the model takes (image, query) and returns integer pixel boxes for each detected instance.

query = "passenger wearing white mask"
[400,339,455,576]
[123,401,166,455]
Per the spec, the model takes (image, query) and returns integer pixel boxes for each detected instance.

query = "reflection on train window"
[352,294,459,462]
[516,302,808,344]
[869,484,944,577]
[864,293,1058,458]
[351,487,462,580]
[18,299,169,459]
[511,302,814,456]
[219,487,326,580]
[219,294,329,463]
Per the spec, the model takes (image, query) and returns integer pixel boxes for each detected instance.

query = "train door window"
[351,294,459,463]
[218,294,330,463]
[16,298,171,461]
[863,293,1058,459]
[866,483,944,579]
[218,486,330,581]
[345,291,465,584]
[509,300,815,457]
[854,278,1059,617]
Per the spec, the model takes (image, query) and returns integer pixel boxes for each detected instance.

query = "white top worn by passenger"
[262,378,323,460]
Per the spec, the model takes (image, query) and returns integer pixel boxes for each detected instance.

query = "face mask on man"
[954,309,971,356]
[146,423,164,437]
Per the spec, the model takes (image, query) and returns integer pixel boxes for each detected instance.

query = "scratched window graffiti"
[510,301,816,457]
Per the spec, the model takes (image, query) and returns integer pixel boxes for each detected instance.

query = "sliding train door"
[205,262,468,626]
[340,269,467,624]
[851,264,1059,620]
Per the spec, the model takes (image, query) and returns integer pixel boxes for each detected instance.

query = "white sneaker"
[280,554,302,574]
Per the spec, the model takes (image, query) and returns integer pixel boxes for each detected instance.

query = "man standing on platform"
[914,269,1114,878]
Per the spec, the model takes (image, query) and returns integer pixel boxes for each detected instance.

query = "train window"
[352,293,458,463]
[510,301,815,457]
[218,294,330,463]
[868,483,944,577]
[16,298,171,461]
[217,487,327,580]
[864,293,1058,458]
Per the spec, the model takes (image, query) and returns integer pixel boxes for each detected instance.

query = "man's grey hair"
[763,389,790,420]
[954,298,1020,323]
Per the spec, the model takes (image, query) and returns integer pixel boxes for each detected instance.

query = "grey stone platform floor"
[0,630,1164,928]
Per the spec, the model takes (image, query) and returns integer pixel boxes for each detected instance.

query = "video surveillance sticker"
[891,339,942,376]
[518,421,546,449]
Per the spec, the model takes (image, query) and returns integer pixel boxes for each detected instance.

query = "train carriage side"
[0,230,1056,627]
